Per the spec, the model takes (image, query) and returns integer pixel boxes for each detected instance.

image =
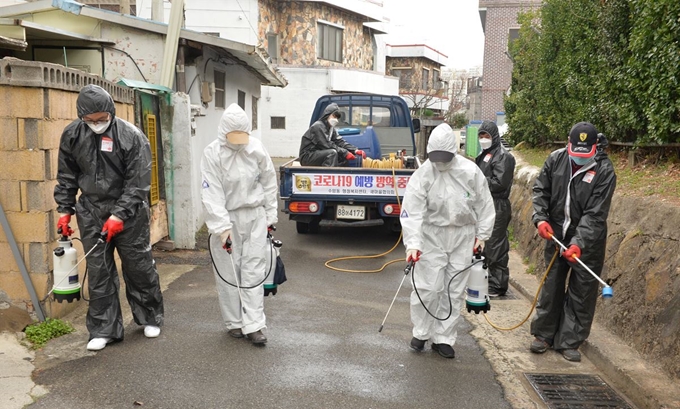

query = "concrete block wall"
[0,58,134,319]
[479,0,541,121]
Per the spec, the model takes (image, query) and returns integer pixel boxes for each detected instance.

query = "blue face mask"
[570,155,593,166]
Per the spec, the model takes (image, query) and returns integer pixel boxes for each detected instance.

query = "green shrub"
[24,318,75,349]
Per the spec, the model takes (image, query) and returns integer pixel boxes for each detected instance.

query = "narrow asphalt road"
[29,220,511,408]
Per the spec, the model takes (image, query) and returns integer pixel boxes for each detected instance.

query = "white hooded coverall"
[201,104,279,335]
[400,123,495,346]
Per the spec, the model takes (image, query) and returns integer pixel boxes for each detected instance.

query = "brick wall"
[0,58,134,318]
[479,0,541,121]
[259,0,375,70]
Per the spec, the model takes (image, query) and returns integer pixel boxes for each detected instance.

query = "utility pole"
[120,0,130,15]
[160,0,184,89]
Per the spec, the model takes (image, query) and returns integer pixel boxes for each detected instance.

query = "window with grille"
[271,116,286,129]
[392,67,412,89]
[238,90,246,110]
[145,114,160,205]
[252,96,258,130]
[433,69,440,90]
[267,33,279,64]
[422,68,429,90]
[508,28,520,51]
[214,70,226,108]
[317,22,343,63]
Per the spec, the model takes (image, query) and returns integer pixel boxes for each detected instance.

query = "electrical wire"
[483,248,559,331]
[411,259,484,321]
[103,46,149,82]
[208,233,274,289]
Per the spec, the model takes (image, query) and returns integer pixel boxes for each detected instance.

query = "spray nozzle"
[404,260,415,275]
[98,230,108,243]
[602,286,614,299]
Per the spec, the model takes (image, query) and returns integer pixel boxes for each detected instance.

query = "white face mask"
[434,161,454,171]
[479,138,493,150]
[87,121,111,135]
[328,117,339,127]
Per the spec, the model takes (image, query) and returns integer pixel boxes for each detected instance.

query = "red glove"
[406,249,421,263]
[537,221,554,240]
[101,215,124,243]
[57,214,74,237]
[345,152,356,160]
[355,149,367,159]
[562,245,581,261]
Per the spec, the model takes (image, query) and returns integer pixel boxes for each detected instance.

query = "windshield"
[336,106,391,128]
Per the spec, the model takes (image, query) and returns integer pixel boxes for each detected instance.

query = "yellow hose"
[324,165,406,273]
[483,249,559,331]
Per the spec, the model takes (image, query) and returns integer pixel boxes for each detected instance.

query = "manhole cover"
[525,373,634,409]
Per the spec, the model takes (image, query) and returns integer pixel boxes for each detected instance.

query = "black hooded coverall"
[299,103,358,166]
[54,84,164,341]
[475,121,516,295]
[530,145,616,351]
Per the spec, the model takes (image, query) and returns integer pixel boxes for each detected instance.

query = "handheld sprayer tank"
[465,252,490,314]
[52,236,81,303]
[263,233,283,296]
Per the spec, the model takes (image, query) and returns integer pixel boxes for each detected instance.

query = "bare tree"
[441,69,470,124]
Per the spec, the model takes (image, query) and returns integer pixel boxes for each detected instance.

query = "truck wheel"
[296,222,309,234]
[309,218,320,234]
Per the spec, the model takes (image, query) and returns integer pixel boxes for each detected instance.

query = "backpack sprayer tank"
[465,252,490,314]
[52,236,81,303]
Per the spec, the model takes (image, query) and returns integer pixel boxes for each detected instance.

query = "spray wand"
[551,235,613,298]
[224,237,247,314]
[378,260,415,332]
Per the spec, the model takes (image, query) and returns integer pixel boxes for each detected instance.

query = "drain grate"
[525,373,634,409]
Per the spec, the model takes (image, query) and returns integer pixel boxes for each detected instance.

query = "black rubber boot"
[432,343,455,359]
[247,330,267,345]
[410,337,426,351]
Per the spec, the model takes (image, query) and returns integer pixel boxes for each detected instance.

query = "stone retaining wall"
[511,154,680,380]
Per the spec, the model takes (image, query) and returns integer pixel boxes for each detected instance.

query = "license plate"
[336,205,365,220]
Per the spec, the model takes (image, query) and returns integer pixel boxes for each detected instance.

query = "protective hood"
[76,84,116,119]
[478,120,500,150]
[427,123,459,158]
[218,103,252,146]
[320,103,340,122]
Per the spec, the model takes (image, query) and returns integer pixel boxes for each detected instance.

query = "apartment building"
[478,0,541,121]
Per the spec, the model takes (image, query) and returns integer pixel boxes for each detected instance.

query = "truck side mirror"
[412,118,421,134]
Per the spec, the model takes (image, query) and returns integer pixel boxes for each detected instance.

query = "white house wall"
[259,67,398,158]
[100,23,165,83]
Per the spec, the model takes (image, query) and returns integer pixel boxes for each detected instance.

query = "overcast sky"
[383,0,485,71]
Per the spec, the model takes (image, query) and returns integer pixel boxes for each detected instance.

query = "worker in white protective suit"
[201,103,278,345]
[400,123,496,359]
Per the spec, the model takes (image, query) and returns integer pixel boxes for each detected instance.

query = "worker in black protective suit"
[475,121,516,297]
[54,84,164,352]
[529,122,616,362]
[298,102,366,166]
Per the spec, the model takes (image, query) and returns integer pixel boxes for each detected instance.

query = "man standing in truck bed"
[299,103,365,166]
